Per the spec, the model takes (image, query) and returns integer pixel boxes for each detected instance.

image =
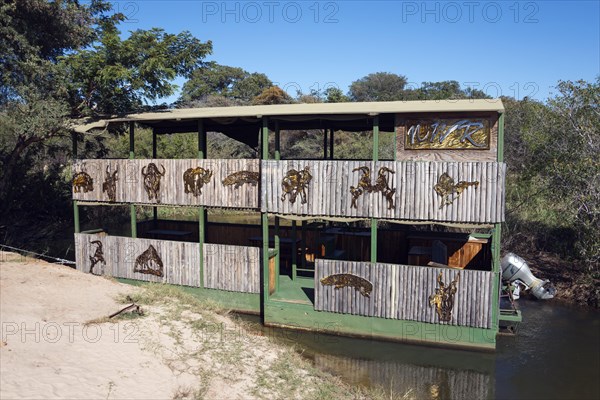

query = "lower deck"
[75,216,501,350]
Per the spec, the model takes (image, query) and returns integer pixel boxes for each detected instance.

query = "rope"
[0,244,76,266]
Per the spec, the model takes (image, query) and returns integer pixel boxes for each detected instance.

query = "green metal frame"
[129,121,137,238]
[261,118,270,304]
[198,120,206,287]
[371,116,379,263]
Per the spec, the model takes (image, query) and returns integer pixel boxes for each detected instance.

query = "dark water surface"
[242,300,599,400]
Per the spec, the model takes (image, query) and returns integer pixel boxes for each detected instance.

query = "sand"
[0,252,205,399]
[0,251,357,400]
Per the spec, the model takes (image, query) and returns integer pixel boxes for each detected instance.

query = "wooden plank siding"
[74,233,261,293]
[262,160,506,223]
[314,259,494,329]
[72,159,260,209]
[203,243,261,293]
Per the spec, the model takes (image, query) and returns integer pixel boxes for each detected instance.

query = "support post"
[152,129,158,226]
[198,120,206,287]
[497,112,505,162]
[129,121,135,160]
[491,223,502,331]
[329,128,334,160]
[261,117,270,302]
[371,115,379,263]
[129,121,136,238]
[72,132,79,234]
[323,128,328,159]
[291,220,297,279]
[393,114,398,161]
[73,201,80,234]
[274,120,280,289]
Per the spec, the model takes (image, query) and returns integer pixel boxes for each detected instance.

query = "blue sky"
[112,0,599,103]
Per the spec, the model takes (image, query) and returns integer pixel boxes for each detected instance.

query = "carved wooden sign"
[405,119,490,150]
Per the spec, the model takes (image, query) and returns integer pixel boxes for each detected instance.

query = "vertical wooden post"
[497,112,505,162]
[329,128,334,160]
[323,128,328,159]
[274,121,280,290]
[73,201,80,234]
[261,117,270,302]
[371,116,379,263]
[129,121,137,238]
[152,129,158,226]
[393,114,398,161]
[72,132,80,234]
[291,220,297,279]
[198,120,206,287]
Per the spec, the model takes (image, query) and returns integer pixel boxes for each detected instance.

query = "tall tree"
[348,72,408,102]
[179,63,272,105]
[0,0,212,214]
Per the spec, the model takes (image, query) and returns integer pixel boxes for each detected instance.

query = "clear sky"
[111,0,600,103]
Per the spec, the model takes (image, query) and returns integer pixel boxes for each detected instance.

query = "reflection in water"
[241,300,599,400]
[310,353,492,399]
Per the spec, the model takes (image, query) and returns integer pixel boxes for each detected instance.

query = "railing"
[72,159,259,209]
[74,233,261,293]
[262,160,505,223]
[314,259,494,328]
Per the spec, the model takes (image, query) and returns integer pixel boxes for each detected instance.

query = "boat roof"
[73,99,503,132]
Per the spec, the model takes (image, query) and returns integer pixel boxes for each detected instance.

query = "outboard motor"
[501,253,556,300]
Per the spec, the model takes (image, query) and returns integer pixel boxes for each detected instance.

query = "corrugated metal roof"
[72,99,504,133]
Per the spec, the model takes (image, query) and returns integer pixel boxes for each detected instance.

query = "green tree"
[324,87,349,103]
[252,86,294,105]
[348,72,408,102]
[179,63,272,105]
[0,0,212,219]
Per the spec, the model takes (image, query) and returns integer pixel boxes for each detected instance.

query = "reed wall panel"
[203,244,261,293]
[73,159,260,209]
[74,233,201,287]
[314,259,494,329]
[261,160,505,223]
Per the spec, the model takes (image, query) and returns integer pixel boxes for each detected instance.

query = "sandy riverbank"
[0,251,377,400]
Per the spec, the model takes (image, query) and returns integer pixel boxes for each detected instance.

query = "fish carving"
[320,273,373,298]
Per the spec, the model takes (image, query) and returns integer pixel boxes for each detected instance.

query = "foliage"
[324,87,350,103]
[179,63,272,105]
[348,72,408,102]
[252,86,294,105]
[503,79,599,269]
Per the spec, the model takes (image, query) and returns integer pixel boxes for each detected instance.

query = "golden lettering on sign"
[405,119,490,150]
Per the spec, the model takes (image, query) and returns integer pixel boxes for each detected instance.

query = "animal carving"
[429,272,460,322]
[281,166,312,204]
[141,163,165,203]
[102,165,118,202]
[73,171,94,193]
[183,167,212,197]
[222,171,260,188]
[350,166,396,209]
[133,245,164,277]
[320,273,373,298]
[434,173,479,208]
[88,240,105,275]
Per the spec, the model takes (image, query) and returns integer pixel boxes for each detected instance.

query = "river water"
[247,299,599,400]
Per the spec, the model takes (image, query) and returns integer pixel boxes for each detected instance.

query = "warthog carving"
[73,171,94,193]
[133,245,164,277]
[281,166,312,205]
[102,165,118,202]
[183,167,212,197]
[141,163,165,203]
[89,240,105,275]
[429,272,460,322]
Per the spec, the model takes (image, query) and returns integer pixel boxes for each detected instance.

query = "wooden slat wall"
[203,243,261,293]
[74,234,261,293]
[72,159,259,209]
[261,160,505,223]
[314,259,494,329]
[74,233,201,287]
